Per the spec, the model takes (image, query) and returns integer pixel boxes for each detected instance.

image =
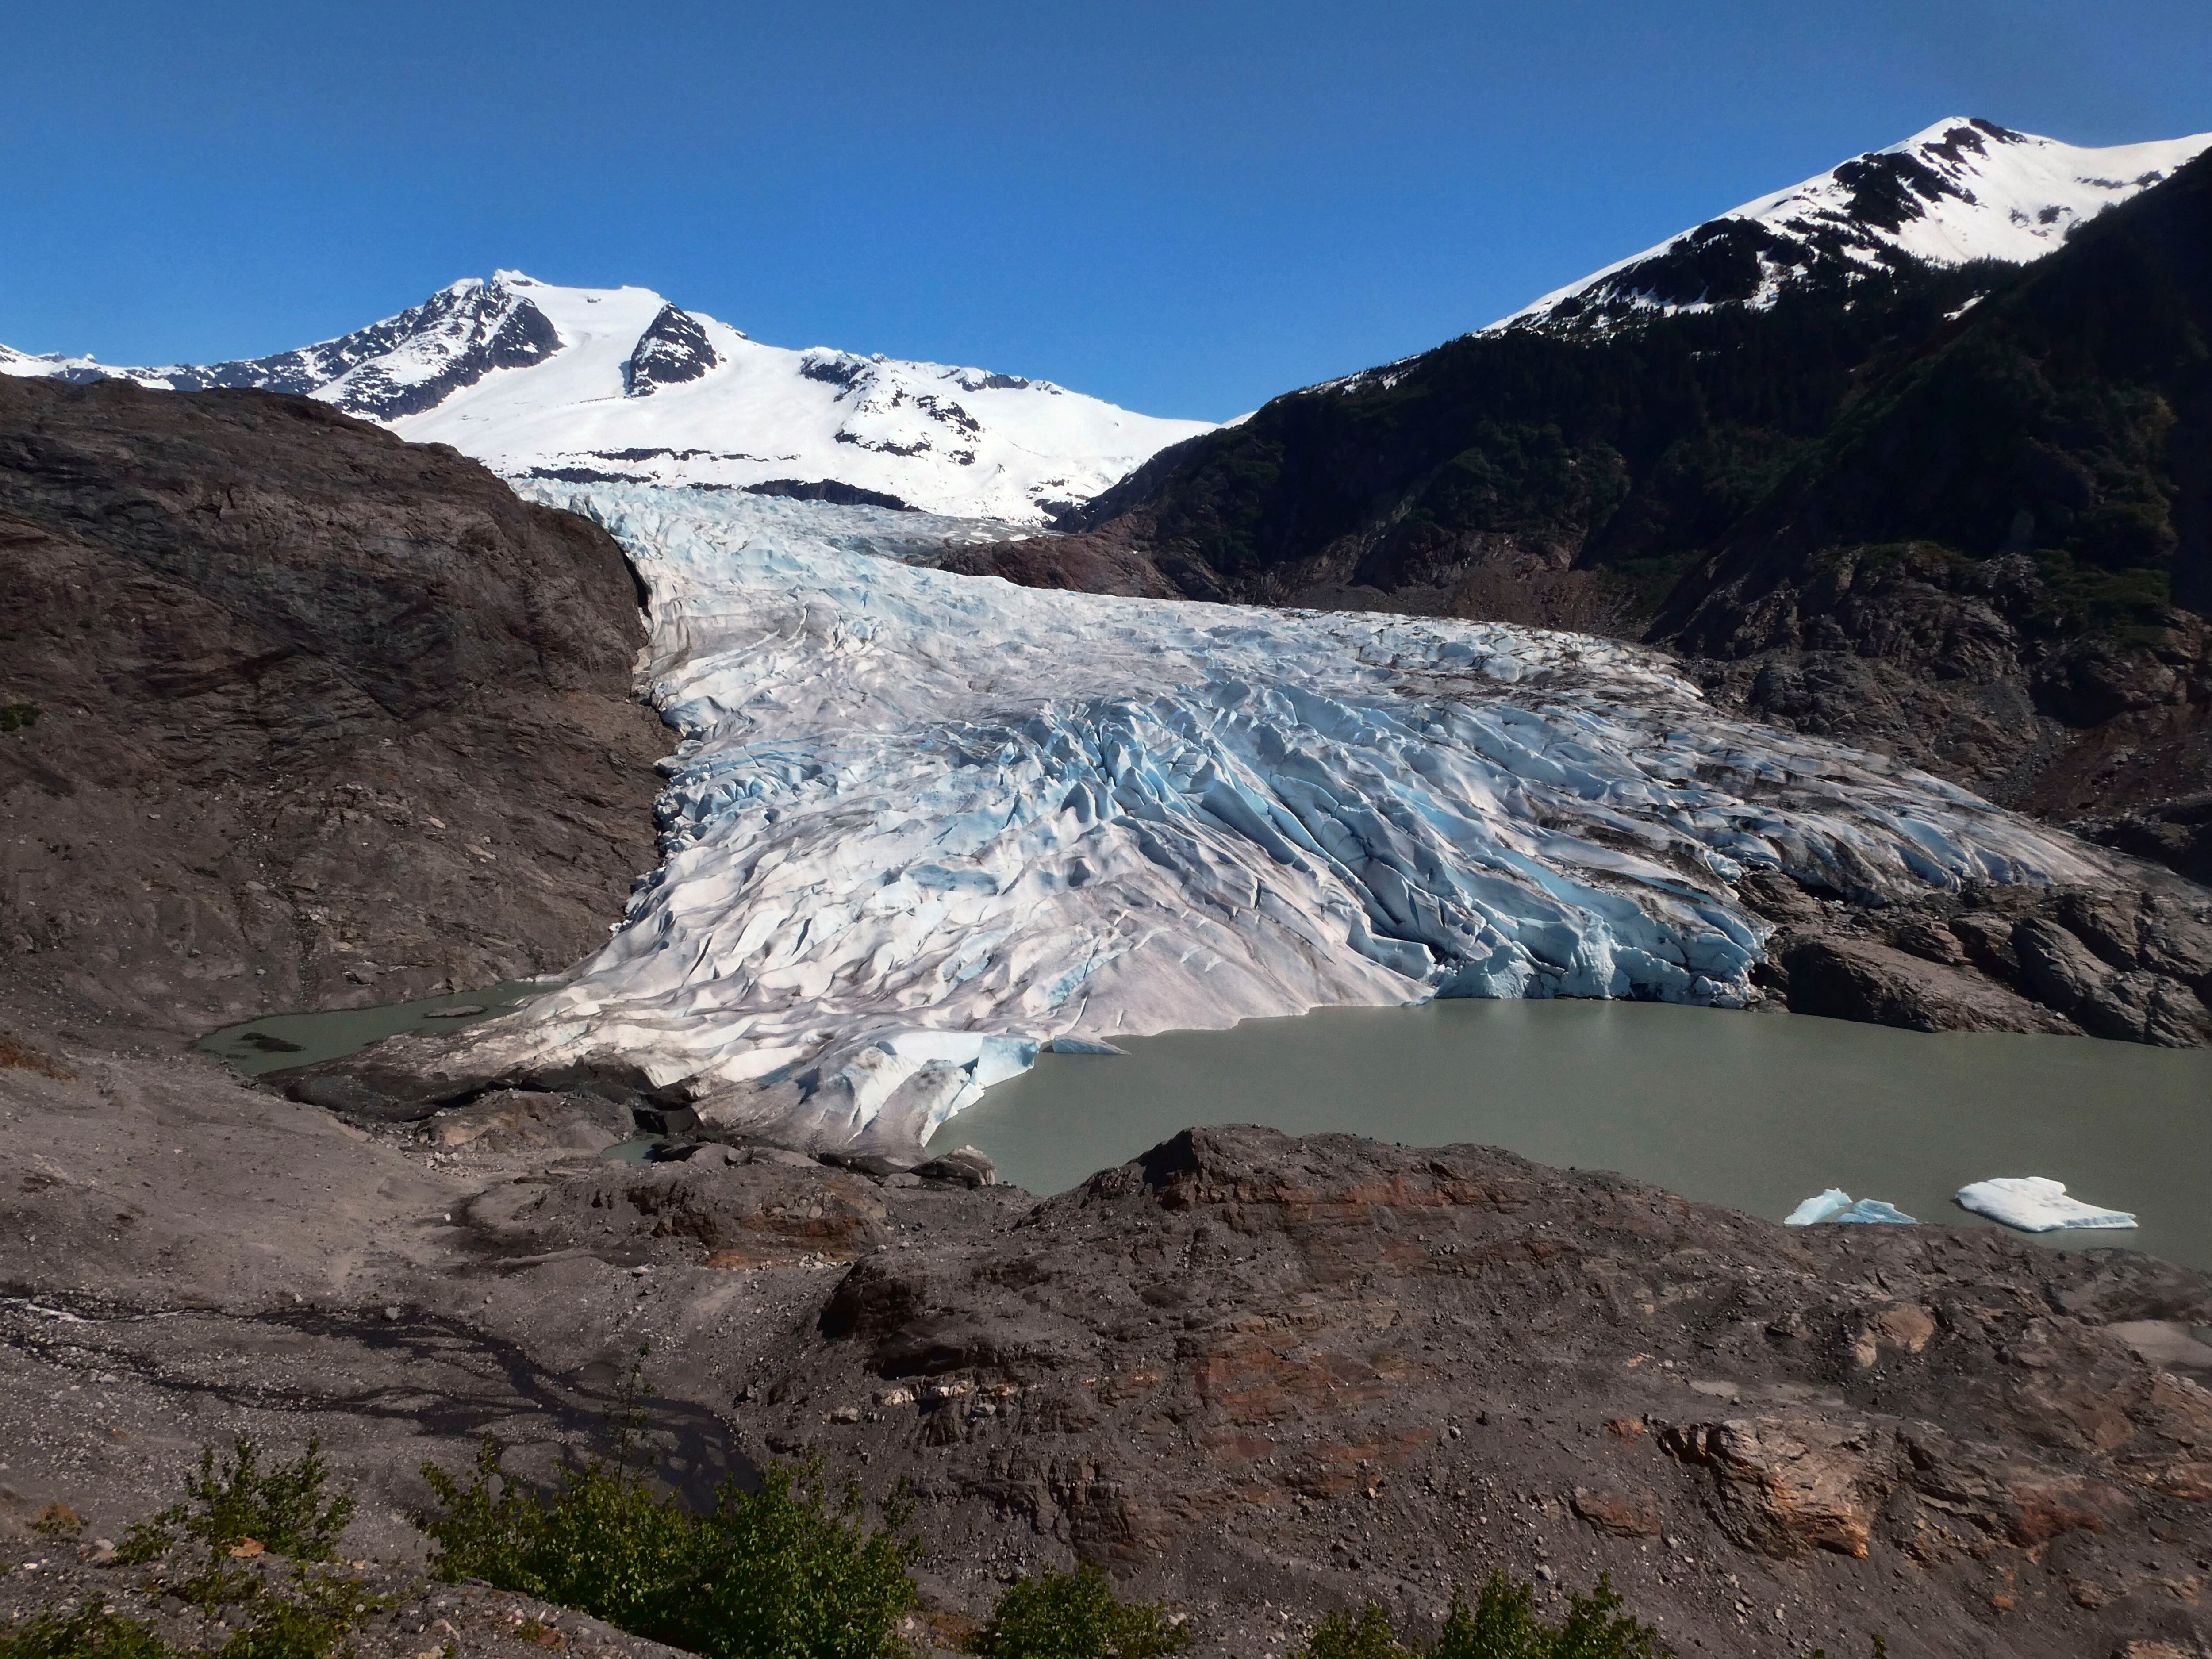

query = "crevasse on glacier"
[461,486,2103,1148]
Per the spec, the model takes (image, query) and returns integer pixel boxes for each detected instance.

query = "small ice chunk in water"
[1956,1176,2135,1232]
[1784,1189,1917,1226]
[1837,1199,1916,1224]
[1785,1189,1852,1225]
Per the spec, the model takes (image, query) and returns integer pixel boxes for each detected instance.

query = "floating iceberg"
[1784,1189,1917,1225]
[429,485,2111,1149]
[1955,1177,2136,1232]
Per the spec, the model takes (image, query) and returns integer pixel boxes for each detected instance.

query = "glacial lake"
[195,980,549,1075]
[200,985,2211,1274]
[926,999,2212,1274]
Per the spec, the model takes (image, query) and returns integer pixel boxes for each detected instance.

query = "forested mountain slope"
[966,147,2212,872]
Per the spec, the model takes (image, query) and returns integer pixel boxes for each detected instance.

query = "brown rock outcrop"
[0,376,669,1038]
[1739,870,2212,1046]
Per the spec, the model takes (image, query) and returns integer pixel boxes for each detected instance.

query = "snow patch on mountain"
[0,273,1211,524]
[430,485,2105,1149]
[1492,118,2212,333]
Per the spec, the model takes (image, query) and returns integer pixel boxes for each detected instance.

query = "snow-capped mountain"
[0,273,1213,523]
[1492,117,2212,332]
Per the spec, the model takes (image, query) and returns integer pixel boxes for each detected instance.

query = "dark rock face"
[338,292,563,419]
[159,281,565,419]
[2074,795,2212,888]
[741,477,914,511]
[1736,871,2212,1046]
[684,1123,2212,1655]
[622,303,719,396]
[0,375,668,1037]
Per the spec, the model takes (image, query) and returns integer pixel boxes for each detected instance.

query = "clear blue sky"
[6,0,2207,421]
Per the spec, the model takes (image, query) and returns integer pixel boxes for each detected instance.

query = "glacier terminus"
[411,486,2110,1152]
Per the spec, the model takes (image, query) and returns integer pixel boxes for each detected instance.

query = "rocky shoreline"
[5,1041,2211,1658]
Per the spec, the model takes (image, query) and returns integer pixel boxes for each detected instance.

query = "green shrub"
[0,703,37,734]
[0,1605,173,1659]
[207,1567,387,1659]
[119,1437,355,1566]
[92,1437,379,1654]
[1298,1605,1408,1659]
[421,1435,689,1634]
[1295,1575,1669,1659]
[969,1563,1191,1659]
[0,1576,382,1659]
[28,1504,81,1540]
[419,1440,919,1659]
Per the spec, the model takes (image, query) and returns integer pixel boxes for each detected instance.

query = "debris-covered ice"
[1784,1190,1918,1225]
[1955,1177,2136,1232]
[439,486,2108,1148]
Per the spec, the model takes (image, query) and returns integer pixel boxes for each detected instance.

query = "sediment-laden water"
[203,984,2209,1272]
[929,998,2212,1272]
[195,981,548,1076]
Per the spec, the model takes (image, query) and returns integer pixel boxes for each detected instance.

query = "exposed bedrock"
[0,376,670,1039]
[1738,870,2212,1046]
[8,1030,2212,1658]
[529,1122,2212,1656]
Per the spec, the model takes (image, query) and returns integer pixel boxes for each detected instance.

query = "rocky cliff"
[0,375,671,1039]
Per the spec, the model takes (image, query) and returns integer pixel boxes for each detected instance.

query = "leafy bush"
[86,1437,379,1656]
[420,1435,689,1634]
[0,1605,173,1659]
[969,1563,1190,1659]
[119,1438,354,1566]
[1295,1575,1669,1659]
[419,1440,919,1659]
[0,1570,383,1659]
[28,1504,81,1540]
[0,703,37,733]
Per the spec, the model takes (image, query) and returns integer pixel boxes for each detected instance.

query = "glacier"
[425,484,2108,1151]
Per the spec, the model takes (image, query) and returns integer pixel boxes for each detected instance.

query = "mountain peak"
[1491,118,2212,333]
[0,273,1210,523]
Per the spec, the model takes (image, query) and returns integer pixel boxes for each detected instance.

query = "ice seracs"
[0,273,1212,524]
[417,484,2113,1151]
[1491,118,2212,333]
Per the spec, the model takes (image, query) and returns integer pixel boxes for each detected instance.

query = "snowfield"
[438,487,2104,1150]
[387,277,1214,521]
[0,273,1212,524]
[1490,117,2212,332]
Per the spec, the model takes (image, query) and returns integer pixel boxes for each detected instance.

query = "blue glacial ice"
[442,486,2112,1148]
[1784,1190,1918,1225]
